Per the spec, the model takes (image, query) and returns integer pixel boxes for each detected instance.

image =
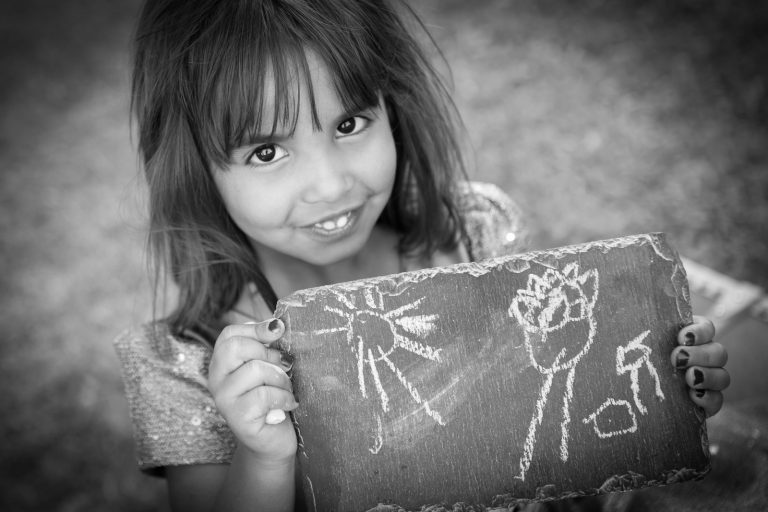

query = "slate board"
[274,233,710,511]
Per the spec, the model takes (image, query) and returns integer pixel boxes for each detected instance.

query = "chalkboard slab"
[275,233,710,511]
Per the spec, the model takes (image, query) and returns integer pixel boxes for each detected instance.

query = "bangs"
[189,0,388,167]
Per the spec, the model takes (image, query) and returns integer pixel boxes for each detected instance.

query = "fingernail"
[265,409,286,425]
[695,389,706,398]
[693,368,704,386]
[280,352,294,372]
[685,332,695,346]
[268,318,283,333]
[675,349,690,369]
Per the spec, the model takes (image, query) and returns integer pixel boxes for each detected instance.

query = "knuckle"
[253,385,275,406]
[219,334,240,354]
[242,358,266,374]
[219,325,238,341]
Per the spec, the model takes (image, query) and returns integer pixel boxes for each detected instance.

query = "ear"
[577,269,600,309]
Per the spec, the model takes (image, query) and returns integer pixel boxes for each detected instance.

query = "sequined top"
[113,181,528,475]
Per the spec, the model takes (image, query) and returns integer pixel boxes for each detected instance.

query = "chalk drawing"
[616,330,665,414]
[582,399,638,438]
[370,414,384,454]
[508,263,599,481]
[315,286,445,453]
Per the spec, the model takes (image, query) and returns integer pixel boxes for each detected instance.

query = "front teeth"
[315,212,350,231]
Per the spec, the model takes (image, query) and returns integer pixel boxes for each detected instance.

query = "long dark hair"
[132,0,468,340]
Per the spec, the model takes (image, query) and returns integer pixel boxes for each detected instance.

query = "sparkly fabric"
[456,181,529,259]
[113,324,236,475]
[113,181,528,475]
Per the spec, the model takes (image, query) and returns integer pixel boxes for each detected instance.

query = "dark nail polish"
[685,332,695,346]
[695,389,706,398]
[268,318,282,333]
[675,350,690,369]
[693,368,704,386]
[280,352,294,371]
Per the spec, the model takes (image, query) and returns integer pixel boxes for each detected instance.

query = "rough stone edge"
[278,233,672,309]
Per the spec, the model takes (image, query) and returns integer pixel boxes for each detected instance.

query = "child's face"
[212,54,397,270]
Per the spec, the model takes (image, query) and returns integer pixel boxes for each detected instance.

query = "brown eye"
[246,143,287,166]
[253,145,276,162]
[336,116,370,137]
[338,118,357,135]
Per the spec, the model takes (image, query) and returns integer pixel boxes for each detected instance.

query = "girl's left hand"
[670,315,730,417]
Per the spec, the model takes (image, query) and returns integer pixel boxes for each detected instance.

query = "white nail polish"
[265,409,286,424]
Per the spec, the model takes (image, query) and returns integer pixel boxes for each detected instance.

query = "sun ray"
[395,314,439,338]
[329,291,357,311]
[385,297,426,319]
[364,288,377,309]
[363,287,385,310]
[356,336,367,398]
[393,333,442,361]
[312,326,347,336]
[378,348,445,425]
[367,348,389,412]
[369,414,384,454]
[324,306,349,317]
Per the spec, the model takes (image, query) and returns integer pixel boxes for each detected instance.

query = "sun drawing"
[315,286,446,434]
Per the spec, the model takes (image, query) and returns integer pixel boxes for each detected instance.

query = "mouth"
[305,207,362,237]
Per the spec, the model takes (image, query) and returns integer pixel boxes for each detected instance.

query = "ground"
[0,0,766,510]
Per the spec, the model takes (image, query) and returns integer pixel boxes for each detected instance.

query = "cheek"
[215,173,293,230]
[361,128,397,190]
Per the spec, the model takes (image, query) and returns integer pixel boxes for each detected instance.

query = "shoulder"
[114,323,235,474]
[114,322,213,380]
[454,181,529,260]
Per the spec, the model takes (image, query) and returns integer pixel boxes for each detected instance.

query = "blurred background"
[0,0,766,510]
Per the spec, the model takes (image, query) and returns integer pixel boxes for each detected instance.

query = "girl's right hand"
[207,319,298,462]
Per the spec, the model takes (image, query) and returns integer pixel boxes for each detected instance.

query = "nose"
[300,146,353,204]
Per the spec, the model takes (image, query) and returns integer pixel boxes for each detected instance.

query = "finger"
[219,359,294,400]
[671,342,727,370]
[210,318,287,374]
[237,386,299,423]
[685,366,731,391]
[245,318,286,343]
[678,315,715,346]
[689,388,723,418]
[216,319,285,346]
[208,336,285,387]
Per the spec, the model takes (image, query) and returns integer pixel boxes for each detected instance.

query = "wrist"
[237,443,296,471]
[215,445,296,512]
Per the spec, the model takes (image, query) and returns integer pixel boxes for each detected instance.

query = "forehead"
[229,46,379,145]
[257,51,335,132]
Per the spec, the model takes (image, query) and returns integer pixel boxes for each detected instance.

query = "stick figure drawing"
[508,263,599,481]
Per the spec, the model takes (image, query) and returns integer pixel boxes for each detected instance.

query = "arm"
[166,319,298,512]
[671,315,730,417]
[166,453,295,512]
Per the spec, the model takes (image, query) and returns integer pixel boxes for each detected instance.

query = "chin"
[300,238,368,268]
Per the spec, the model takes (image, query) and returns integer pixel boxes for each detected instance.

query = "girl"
[115,1,730,511]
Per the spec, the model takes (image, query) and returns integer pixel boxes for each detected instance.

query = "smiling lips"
[307,207,361,238]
